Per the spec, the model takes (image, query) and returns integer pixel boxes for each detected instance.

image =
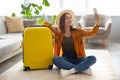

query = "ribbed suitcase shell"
[23,27,53,70]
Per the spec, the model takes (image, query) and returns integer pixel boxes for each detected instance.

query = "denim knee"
[52,56,60,64]
[87,55,96,64]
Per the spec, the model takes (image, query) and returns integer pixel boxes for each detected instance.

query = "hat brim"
[56,10,75,27]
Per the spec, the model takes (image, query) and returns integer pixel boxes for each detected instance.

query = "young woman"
[42,9,101,78]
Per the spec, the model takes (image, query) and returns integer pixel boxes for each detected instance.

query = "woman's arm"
[78,13,101,37]
[42,22,61,34]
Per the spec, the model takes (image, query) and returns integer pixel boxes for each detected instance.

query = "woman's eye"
[66,17,72,19]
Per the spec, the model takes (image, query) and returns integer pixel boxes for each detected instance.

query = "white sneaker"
[82,68,92,76]
[60,69,71,78]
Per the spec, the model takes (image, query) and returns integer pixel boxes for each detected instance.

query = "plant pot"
[23,19,37,28]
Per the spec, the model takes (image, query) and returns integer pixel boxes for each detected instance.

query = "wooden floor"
[0,40,120,79]
[85,40,120,79]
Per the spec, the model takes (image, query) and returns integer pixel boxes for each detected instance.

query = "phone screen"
[93,8,97,15]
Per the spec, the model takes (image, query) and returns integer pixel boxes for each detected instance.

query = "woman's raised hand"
[95,13,101,26]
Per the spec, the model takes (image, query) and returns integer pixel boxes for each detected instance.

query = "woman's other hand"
[54,27,61,34]
[42,22,52,27]
[42,22,61,34]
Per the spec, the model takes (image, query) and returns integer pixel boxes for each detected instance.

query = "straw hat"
[56,10,75,27]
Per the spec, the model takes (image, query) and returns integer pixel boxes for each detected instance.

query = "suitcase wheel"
[48,65,53,69]
[23,67,30,71]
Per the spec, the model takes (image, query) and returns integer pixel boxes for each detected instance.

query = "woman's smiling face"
[65,13,73,27]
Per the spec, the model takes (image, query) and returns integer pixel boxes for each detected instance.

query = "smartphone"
[93,8,98,15]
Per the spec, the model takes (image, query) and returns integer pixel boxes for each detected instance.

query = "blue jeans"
[52,53,96,73]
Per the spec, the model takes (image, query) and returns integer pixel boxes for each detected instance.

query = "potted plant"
[20,0,50,19]
[20,0,51,27]
[11,0,56,26]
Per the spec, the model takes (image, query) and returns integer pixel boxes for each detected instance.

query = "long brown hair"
[59,13,74,32]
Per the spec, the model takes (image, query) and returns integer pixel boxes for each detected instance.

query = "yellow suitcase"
[23,27,53,71]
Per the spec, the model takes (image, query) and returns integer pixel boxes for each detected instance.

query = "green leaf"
[38,6,42,11]
[45,1,50,6]
[11,13,16,17]
[21,4,25,9]
[42,0,45,5]
[53,15,57,19]
[51,15,57,25]
[42,0,50,6]
[20,11,25,14]
[25,10,32,19]
[31,3,37,8]
[37,18,44,24]
[34,9,39,15]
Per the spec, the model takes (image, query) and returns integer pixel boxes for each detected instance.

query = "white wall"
[109,16,120,41]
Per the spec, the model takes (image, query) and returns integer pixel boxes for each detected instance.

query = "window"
[62,0,86,15]
[0,0,120,16]
[0,0,24,16]
[61,0,120,15]
[28,0,60,15]
[46,0,120,16]
[88,0,120,15]
[28,0,86,15]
